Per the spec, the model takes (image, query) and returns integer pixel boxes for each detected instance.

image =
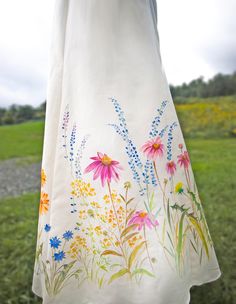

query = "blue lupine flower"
[108,98,143,186]
[69,124,77,162]
[149,100,168,138]
[75,134,90,179]
[166,122,178,161]
[50,236,61,249]
[44,224,51,232]
[63,230,73,241]
[54,251,66,262]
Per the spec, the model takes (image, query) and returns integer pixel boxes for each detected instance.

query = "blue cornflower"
[44,224,51,232]
[63,230,73,241]
[49,236,61,249]
[54,251,66,262]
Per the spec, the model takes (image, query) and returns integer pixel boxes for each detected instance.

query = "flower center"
[152,143,160,150]
[139,211,147,218]
[101,155,112,166]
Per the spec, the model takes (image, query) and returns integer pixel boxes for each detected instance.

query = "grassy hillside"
[176,96,236,138]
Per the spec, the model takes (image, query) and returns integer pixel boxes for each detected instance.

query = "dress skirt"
[32,1,221,303]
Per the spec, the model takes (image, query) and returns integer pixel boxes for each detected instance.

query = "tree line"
[170,71,236,100]
[0,71,235,125]
[0,102,46,125]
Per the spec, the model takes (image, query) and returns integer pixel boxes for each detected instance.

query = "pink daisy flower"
[128,211,159,231]
[177,151,190,169]
[166,160,177,175]
[84,152,123,187]
[141,136,164,160]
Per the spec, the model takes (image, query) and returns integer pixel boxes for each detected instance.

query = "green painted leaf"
[128,241,146,269]
[188,215,209,259]
[101,250,122,257]
[176,212,186,267]
[126,210,135,222]
[121,224,139,238]
[167,200,172,231]
[190,239,198,255]
[149,191,155,211]
[42,262,51,295]
[154,207,161,218]
[132,268,155,278]
[119,194,126,202]
[108,268,130,284]
[122,232,139,243]
[126,197,134,205]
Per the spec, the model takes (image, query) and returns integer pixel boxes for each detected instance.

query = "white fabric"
[32,1,221,303]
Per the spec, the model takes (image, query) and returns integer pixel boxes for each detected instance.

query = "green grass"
[0,121,44,161]
[0,138,235,303]
[187,138,236,303]
[0,193,41,304]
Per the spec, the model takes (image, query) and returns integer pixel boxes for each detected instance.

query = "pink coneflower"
[177,151,190,169]
[141,136,164,160]
[128,211,159,231]
[166,161,177,175]
[84,152,123,187]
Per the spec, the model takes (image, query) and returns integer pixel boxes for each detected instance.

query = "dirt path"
[0,158,41,198]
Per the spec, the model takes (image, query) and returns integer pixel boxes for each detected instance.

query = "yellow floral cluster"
[71,179,96,198]
[90,201,101,209]
[117,206,125,223]
[101,237,113,248]
[106,209,117,228]
[103,190,121,204]
[94,225,102,236]
[68,235,89,259]
[128,234,143,248]
[78,209,87,219]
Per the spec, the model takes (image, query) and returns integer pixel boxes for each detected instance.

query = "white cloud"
[0,0,235,106]
[0,0,55,107]
[157,0,236,84]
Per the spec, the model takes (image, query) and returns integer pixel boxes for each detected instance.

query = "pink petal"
[100,166,108,187]
[84,161,101,174]
[93,164,103,180]
[97,152,104,159]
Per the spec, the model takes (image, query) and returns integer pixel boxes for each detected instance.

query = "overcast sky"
[0,0,235,107]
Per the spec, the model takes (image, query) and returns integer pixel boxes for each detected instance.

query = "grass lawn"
[0,138,235,303]
[0,121,44,162]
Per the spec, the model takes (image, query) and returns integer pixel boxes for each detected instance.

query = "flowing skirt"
[32,1,221,303]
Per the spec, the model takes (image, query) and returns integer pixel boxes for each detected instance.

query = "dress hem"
[186,270,222,304]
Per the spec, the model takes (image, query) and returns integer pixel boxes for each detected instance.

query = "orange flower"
[41,169,46,187]
[39,192,49,215]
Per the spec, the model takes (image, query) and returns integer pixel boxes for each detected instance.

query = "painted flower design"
[141,136,164,160]
[128,211,159,231]
[63,230,73,241]
[166,161,177,175]
[44,224,51,232]
[84,152,123,187]
[54,251,66,262]
[177,151,190,169]
[50,237,61,249]
[39,192,49,215]
[41,169,47,187]
[175,182,184,194]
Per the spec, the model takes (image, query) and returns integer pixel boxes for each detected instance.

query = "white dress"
[32,1,221,303]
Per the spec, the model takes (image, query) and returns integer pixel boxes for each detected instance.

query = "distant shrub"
[175,96,236,138]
